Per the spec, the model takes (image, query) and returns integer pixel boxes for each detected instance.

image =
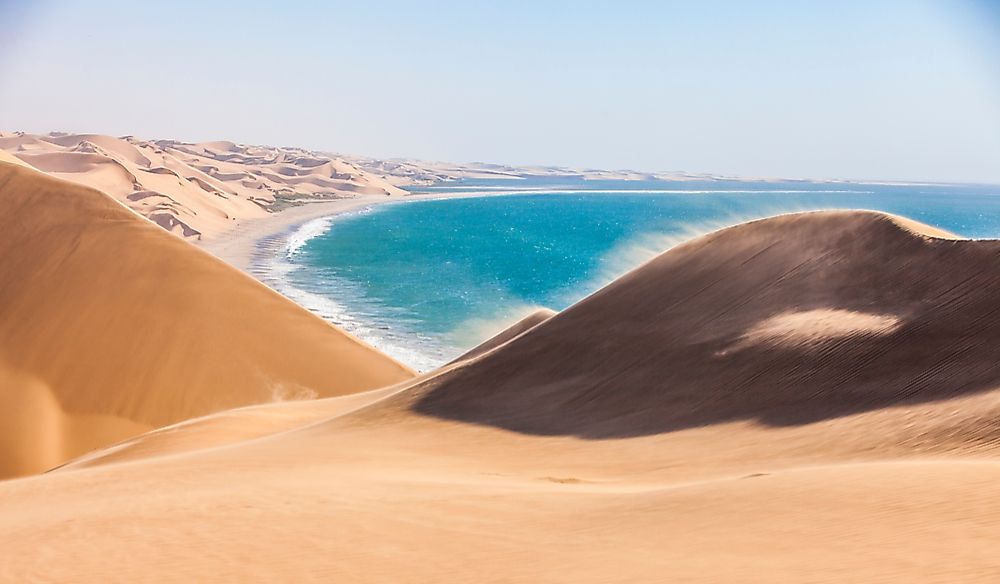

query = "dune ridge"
[3,197,1000,580]
[0,160,413,478]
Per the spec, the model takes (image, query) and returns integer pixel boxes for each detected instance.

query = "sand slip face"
[3,209,1000,581]
[0,161,413,478]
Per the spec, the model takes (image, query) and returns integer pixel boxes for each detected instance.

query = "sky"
[1,0,999,183]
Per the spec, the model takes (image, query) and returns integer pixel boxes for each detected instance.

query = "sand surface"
[2,157,1000,582]
[0,161,412,478]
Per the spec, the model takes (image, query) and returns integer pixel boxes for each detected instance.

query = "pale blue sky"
[2,0,999,183]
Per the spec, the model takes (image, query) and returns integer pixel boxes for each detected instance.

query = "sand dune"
[408,211,1000,442]
[2,208,1000,581]
[58,385,403,472]
[0,160,412,478]
[0,132,406,239]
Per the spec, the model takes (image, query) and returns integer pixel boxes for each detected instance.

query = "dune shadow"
[411,213,1000,439]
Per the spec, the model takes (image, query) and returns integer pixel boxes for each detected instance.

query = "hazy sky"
[2,0,999,183]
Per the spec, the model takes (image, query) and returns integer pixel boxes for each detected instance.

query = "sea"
[268,178,1000,371]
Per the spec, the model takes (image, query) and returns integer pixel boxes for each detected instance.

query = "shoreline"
[198,189,536,273]
[195,189,547,372]
[197,195,394,272]
[196,184,900,274]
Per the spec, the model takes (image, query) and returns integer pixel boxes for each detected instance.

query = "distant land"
[2,131,970,240]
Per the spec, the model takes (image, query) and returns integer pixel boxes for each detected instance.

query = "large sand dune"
[0,132,406,239]
[409,211,1000,442]
[0,160,413,478]
[2,189,1000,581]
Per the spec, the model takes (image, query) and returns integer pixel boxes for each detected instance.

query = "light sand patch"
[732,308,903,351]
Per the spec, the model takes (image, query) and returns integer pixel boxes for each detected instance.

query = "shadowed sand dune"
[3,207,1000,582]
[410,211,1000,439]
[0,160,413,478]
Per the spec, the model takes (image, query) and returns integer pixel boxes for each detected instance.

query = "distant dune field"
[0,132,407,239]
[2,154,1000,581]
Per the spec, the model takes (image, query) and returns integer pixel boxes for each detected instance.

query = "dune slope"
[0,161,413,478]
[2,211,1000,582]
[410,211,1000,443]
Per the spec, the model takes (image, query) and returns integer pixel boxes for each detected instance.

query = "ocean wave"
[285,216,334,257]
[279,280,447,372]
[284,205,379,258]
[262,213,452,371]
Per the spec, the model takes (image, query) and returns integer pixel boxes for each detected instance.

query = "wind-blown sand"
[2,155,1000,582]
[450,308,558,363]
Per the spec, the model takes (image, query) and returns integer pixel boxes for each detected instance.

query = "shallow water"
[273,180,1000,370]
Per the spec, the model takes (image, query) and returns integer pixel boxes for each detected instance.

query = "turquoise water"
[277,181,1000,370]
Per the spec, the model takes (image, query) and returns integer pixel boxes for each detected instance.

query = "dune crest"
[0,160,412,477]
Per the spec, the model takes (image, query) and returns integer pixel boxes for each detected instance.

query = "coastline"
[199,191,508,279]
[197,189,532,273]
[197,195,395,272]
[194,183,1000,374]
[197,191,506,372]
[195,189,541,371]
[196,185,888,274]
